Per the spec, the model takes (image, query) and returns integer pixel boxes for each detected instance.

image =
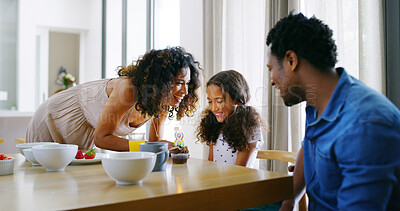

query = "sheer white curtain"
[300,0,385,93]
[261,0,305,173]
[203,0,266,118]
[204,0,265,93]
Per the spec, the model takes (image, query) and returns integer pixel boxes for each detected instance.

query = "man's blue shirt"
[303,68,400,210]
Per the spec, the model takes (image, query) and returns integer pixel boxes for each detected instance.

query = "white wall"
[154,0,180,49]
[18,0,102,111]
[0,115,32,153]
[48,32,80,95]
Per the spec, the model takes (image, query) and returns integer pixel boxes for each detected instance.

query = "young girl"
[197,70,263,168]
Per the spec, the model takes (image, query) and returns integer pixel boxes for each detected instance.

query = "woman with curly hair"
[26,46,201,151]
[196,70,263,168]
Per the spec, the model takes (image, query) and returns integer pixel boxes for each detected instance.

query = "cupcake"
[170,146,189,164]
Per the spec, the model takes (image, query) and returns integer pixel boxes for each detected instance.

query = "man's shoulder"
[343,82,400,125]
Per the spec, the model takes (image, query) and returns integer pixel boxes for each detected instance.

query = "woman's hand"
[149,139,175,149]
[162,140,175,149]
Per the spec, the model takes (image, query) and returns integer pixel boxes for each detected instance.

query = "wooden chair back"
[257,150,297,163]
[257,150,307,211]
[15,138,25,144]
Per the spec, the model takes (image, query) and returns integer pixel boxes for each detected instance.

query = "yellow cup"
[128,133,146,152]
[129,140,146,152]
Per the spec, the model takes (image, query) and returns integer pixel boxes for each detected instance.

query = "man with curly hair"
[266,13,400,210]
[26,47,201,151]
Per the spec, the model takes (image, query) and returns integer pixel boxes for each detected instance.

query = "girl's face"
[169,67,191,107]
[206,84,236,123]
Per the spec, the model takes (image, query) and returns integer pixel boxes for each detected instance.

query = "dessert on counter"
[170,145,189,164]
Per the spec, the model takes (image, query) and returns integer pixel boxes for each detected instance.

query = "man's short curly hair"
[117,46,201,120]
[266,12,338,71]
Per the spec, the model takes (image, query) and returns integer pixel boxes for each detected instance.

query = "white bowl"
[32,144,78,172]
[0,157,15,176]
[102,152,156,185]
[23,149,41,166]
[16,142,59,156]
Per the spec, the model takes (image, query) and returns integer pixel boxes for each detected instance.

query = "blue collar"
[306,67,351,125]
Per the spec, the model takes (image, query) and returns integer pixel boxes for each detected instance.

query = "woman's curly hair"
[266,12,337,71]
[196,70,262,152]
[117,46,201,120]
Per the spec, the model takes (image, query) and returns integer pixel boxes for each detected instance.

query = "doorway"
[48,32,80,96]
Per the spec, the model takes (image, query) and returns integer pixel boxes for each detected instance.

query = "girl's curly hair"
[117,46,201,120]
[196,70,262,152]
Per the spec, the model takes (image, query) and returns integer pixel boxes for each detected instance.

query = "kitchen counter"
[0,110,34,117]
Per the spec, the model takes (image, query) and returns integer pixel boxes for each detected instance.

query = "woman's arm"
[235,142,257,166]
[93,79,135,151]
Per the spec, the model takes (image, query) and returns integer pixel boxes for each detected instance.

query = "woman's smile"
[173,95,183,103]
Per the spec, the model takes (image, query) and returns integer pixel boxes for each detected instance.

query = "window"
[153,0,181,141]
[104,0,181,137]
[154,0,180,49]
[0,0,17,110]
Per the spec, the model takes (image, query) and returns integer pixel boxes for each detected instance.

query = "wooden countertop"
[1,154,293,210]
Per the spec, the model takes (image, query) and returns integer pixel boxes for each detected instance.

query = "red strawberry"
[75,150,84,159]
[0,154,11,160]
[84,149,96,159]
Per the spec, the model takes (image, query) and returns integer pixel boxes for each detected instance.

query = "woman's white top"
[26,78,138,149]
[212,128,263,168]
